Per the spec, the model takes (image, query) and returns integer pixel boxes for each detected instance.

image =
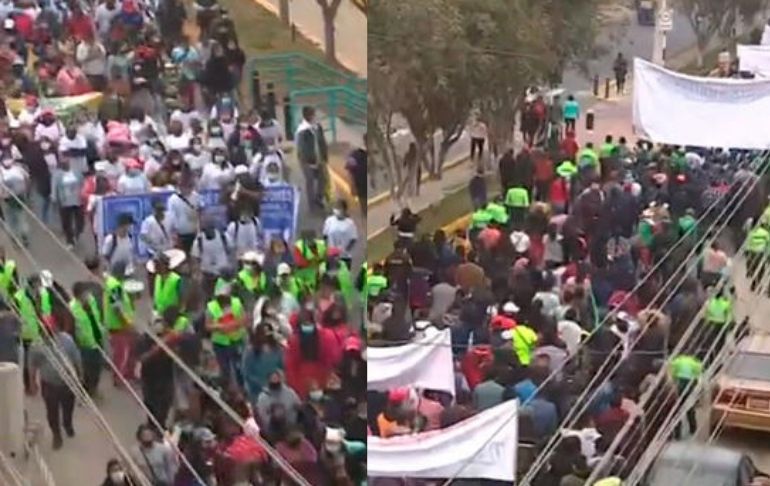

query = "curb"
[367,155,471,207]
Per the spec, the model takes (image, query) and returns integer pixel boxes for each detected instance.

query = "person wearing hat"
[70,281,105,396]
[117,157,150,195]
[322,199,358,269]
[320,247,355,308]
[275,262,301,314]
[376,388,414,438]
[150,253,183,315]
[140,199,173,258]
[293,230,327,295]
[205,280,246,385]
[236,250,268,305]
[101,212,135,273]
[103,260,137,384]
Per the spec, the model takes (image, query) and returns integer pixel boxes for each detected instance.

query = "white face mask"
[214,155,226,164]
[41,142,51,151]
[333,208,343,218]
[110,471,126,484]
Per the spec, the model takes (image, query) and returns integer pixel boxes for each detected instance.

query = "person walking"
[745,222,770,291]
[613,53,628,94]
[130,425,178,486]
[669,353,702,439]
[295,106,329,211]
[29,324,82,449]
[51,155,84,249]
[468,115,488,162]
[103,261,137,385]
[70,281,106,397]
[562,95,580,133]
[205,282,247,386]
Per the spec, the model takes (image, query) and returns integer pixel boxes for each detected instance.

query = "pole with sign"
[652,0,672,65]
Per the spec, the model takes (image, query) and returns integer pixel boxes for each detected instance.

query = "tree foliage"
[369,0,604,197]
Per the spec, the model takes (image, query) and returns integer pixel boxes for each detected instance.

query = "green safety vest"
[15,289,40,342]
[578,148,599,168]
[103,276,134,331]
[70,295,104,349]
[207,297,245,346]
[670,355,703,381]
[511,325,538,366]
[296,239,326,265]
[173,315,191,333]
[505,187,530,209]
[760,205,770,227]
[367,274,388,297]
[215,277,235,295]
[0,260,16,297]
[295,239,326,289]
[238,269,267,294]
[471,209,493,229]
[600,143,616,158]
[747,227,770,253]
[678,215,696,235]
[705,296,731,325]
[153,272,181,313]
[321,261,354,307]
[486,203,509,225]
[39,288,52,319]
[556,161,578,179]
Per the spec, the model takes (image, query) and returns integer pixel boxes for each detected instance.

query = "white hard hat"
[502,301,520,314]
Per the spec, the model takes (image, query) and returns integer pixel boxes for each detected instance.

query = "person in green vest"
[321,247,355,308]
[150,253,183,316]
[0,246,18,301]
[501,319,538,366]
[485,197,509,227]
[703,286,733,364]
[70,281,105,396]
[103,261,137,384]
[470,206,493,239]
[205,282,247,385]
[276,262,301,304]
[293,230,326,295]
[599,134,616,158]
[365,263,389,306]
[746,222,770,291]
[15,275,43,394]
[556,159,578,180]
[670,353,703,438]
[677,208,697,237]
[236,251,269,307]
[505,185,530,227]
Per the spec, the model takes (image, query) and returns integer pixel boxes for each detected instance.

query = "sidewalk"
[253,0,367,75]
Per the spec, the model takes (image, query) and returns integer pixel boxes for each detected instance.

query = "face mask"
[333,208,343,218]
[110,471,126,484]
[128,169,140,176]
[308,389,323,401]
[214,155,226,164]
[204,229,216,239]
[2,160,13,168]
[300,323,314,334]
[268,381,281,390]
[152,149,163,158]
[40,142,51,151]
[210,128,222,137]
[192,144,202,152]
[1,138,10,147]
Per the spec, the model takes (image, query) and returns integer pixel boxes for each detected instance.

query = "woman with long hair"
[284,309,336,398]
[241,324,284,410]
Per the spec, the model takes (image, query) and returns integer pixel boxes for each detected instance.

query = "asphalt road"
[2,150,363,485]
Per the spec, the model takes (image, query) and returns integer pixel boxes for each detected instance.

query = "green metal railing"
[248,52,365,100]
[289,86,365,142]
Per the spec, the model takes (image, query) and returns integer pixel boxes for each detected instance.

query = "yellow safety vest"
[0,260,16,297]
[103,276,134,331]
[153,272,181,313]
[207,297,245,346]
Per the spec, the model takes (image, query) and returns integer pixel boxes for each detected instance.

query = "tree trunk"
[695,39,705,68]
[318,0,342,64]
[279,0,290,25]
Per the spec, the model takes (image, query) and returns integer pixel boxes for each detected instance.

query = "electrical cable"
[516,151,770,485]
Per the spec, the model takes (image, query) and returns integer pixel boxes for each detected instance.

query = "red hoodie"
[285,325,339,398]
[560,135,580,160]
[461,345,494,390]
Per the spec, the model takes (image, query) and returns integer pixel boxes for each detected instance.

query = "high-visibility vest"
[670,355,703,381]
[215,277,235,295]
[207,297,245,346]
[153,272,181,313]
[0,260,16,297]
[70,295,104,349]
[237,269,267,294]
[594,478,622,486]
[505,187,530,209]
[173,315,192,333]
[600,142,616,158]
[39,288,52,320]
[321,260,354,306]
[367,274,388,297]
[747,227,770,253]
[578,148,599,168]
[15,289,40,342]
[103,276,134,331]
[511,325,538,366]
[678,215,696,235]
[705,296,731,325]
[486,202,509,225]
[471,208,493,229]
[295,239,326,267]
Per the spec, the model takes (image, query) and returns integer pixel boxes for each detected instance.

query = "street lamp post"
[652,0,669,66]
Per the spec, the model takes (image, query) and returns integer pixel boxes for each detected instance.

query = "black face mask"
[268,381,281,390]
[204,229,216,239]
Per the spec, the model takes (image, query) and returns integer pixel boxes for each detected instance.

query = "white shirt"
[561,428,601,462]
[75,41,107,76]
[226,218,262,255]
[101,160,124,185]
[58,134,89,174]
[557,319,584,355]
[167,191,200,235]
[94,2,120,38]
[199,162,234,190]
[468,121,487,139]
[165,132,191,152]
[0,164,28,198]
[140,214,172,256]
[322,215,358,258]
[170,110,202,132]
[34,121,64,142]
[101,233,134,272]
[190,231,230,274]
[117,173,150,194]
[184,151,209,172]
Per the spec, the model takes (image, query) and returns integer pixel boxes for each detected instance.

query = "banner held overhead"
[633,57,770,149]
[737,44,770,77]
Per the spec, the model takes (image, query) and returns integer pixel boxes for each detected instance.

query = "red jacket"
[560,136,580,160]
[461,345,494,390]
[284,325,338,398]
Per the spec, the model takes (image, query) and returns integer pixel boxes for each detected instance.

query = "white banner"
[762,23,770,46]
[633,57,770,149]
[737,44,770,76]
[368,401,519,481]
[366,328,455,396]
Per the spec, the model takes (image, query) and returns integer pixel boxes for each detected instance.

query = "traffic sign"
[658,8,674,31]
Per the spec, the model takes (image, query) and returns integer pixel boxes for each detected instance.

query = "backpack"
[105,233,132,262]
[197,230,230,256]
[233,216,262,244]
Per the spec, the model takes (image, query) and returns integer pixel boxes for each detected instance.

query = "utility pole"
[652,0,671,66]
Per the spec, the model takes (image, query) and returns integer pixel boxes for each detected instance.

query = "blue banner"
[98,185,300,259]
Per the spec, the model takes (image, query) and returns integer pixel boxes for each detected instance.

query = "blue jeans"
[1,198,29,243]
[213,342,244,387]
[30,191,50,225]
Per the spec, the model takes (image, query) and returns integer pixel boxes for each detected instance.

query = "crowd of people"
[368,114,770,484]
[0,0,367,484]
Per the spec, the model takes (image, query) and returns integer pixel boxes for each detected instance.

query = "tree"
[279,0,290,25]
[676,0,769,67]
[316,0,343,64]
